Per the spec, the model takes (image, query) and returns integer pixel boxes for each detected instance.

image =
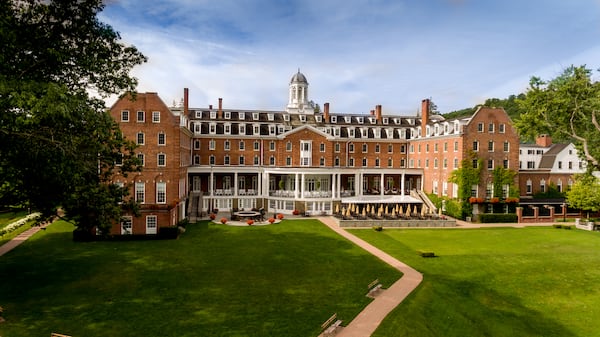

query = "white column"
[295,173,299,198]
[331,174,335,199]
[336,174,341,198]
[355,173,360,196]
[234,172,238,196]
[380,173,384,195]
[301,173,306,198]
[401,173,406,196]
[209,172,214,196]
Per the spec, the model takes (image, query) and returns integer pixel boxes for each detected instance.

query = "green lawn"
[0,219,401,337]
[350,227,600,337]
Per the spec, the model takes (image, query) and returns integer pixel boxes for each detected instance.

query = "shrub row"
[553,224,572,230]
[479,213,518,223]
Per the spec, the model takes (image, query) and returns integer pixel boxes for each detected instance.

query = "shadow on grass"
[0,220,401,337]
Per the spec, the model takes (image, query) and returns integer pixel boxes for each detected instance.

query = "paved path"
[0,222,50,257]
[318,217,423,337]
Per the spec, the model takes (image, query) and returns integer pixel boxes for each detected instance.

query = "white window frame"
[146,215,157,235]
[152,111,160,123]
[156,182,166,204]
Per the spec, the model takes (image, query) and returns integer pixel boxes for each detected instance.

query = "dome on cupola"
[290,69,308,84]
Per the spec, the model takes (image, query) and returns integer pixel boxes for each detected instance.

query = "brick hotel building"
[109,71,520,234]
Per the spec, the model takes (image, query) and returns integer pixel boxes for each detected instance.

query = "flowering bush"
[292,209,299,215]
[0,212,40,237]
[505,197,520,203]
[209,213,216,220]
[220,218,227,224]
[268,217,275,224]
[247,219,254,225]
[277,213,284,220]
[490,197,500,204]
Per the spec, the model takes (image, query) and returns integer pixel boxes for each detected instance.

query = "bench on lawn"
[51,333,71,337]
[366,278,383,298]
[320,313,342,336]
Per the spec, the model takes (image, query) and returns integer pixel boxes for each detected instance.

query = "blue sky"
[101,0,600,115]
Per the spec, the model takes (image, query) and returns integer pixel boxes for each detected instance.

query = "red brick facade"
[109,93,191,235]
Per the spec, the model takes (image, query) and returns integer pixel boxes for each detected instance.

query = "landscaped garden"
[0,210,34,245]
[0,219,401,337]
[351,227,600,337]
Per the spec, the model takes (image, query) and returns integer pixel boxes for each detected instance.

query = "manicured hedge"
[478,213,518,223]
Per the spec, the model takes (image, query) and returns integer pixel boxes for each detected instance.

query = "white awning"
[341,195,422,204]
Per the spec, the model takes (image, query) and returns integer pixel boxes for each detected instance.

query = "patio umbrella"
[366,204,370,213]
[341,207,346,216]
[405,206,411,217]
[385,205,389,214]
[395,204,399,213]
[335,204,339,214]
[421,206,427,216]
[346,207,352,217]
[413,205,418,214]
[392,209,396,217]
[399,205,404,215]
[362,208,366,217]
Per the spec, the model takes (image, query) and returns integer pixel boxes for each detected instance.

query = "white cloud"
[102,0,600,114]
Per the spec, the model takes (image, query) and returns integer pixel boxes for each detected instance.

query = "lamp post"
[562,202,567,222]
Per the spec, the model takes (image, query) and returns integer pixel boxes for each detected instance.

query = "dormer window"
[369,117,376,124]
[210,111,217,119]
[239,112,245,120]
[267,113,274,121]
[348,128,355,138]
[252,112,259,120]
[382,117,388,125]
[224,111,231,119]
[283,114,290,121]
[239,123,246,135]
[357,117,364,124]
[195,111,202,118]
[299,115,306,122]
[331,116,337,123]
[315,115,322,122]
[253,124,260,135]
[344,116,351,123]
[269,125,276,135]
[224,123,231,135]
[209,122,216,134]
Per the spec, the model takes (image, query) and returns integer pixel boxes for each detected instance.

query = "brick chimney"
[421,98,430,137]
[324,102,330,122]
[536,134,552,147]
[183,88,189,116]
[375,104,382,124]
[218,98,223,119]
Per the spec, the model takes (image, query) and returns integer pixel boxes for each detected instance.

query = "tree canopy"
[566,174,600,218]
[515,65,600,169]
[0,0,146,232]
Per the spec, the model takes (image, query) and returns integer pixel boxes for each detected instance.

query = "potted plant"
[277,213,284,220]
[292,209,299,215]
[209,213,216,220]
[220,217,227,224]
[268,217,275,224]
[247,219,254,226]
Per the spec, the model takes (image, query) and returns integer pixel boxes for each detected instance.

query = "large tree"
[515,65,600,169]
[0,0,146,232]
[566,174,600,218]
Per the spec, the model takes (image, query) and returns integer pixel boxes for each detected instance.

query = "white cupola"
[286,69,311,114]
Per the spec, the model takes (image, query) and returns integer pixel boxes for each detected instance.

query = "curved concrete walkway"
[318,217,423,337]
